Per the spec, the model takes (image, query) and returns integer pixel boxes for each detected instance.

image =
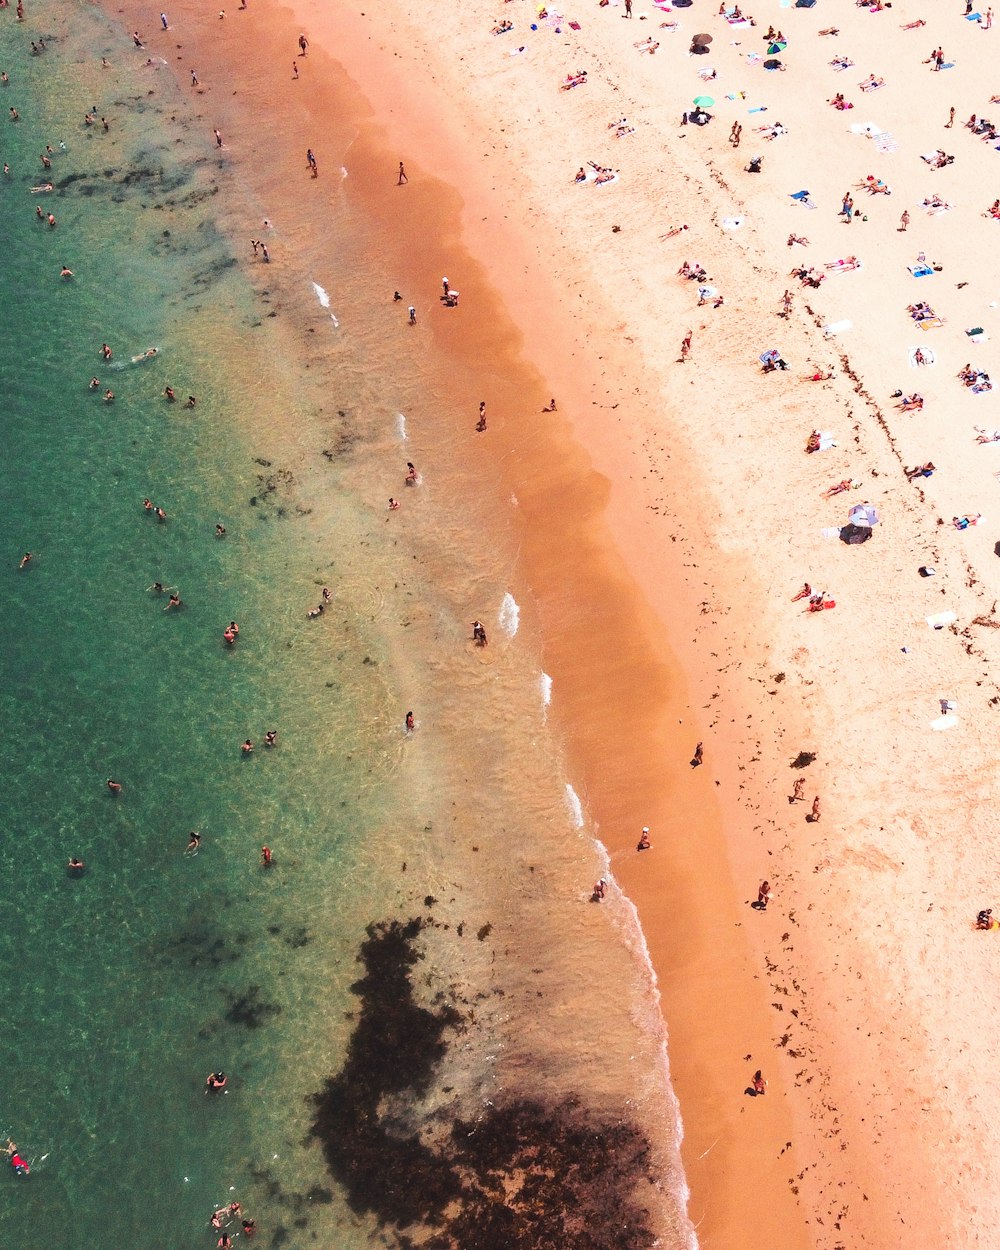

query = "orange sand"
[103,0,1000,1245]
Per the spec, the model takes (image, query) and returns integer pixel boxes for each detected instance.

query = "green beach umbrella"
[693,95,715,107]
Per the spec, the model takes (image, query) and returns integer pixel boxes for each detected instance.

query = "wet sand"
[92,0,1000,1246]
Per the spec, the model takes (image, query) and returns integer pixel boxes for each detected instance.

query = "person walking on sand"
[292,61,298,78]
[625,0,632,14]
[680,330,692,361]
[691,742,703,767]
[899,209,910,232]
[946,106,955,128]
[729,121,741,146]
[751,1070,768,1095]
[757,880,773,909]
[397,161,408,185]
[298,32,308,55]
[791,777,805,802]
[780,289,793,318]
[214,128,222,148]
[809,795,821,822]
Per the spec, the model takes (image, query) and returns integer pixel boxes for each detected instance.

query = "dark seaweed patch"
[307,917,657,1250]
[224,984,282,1029]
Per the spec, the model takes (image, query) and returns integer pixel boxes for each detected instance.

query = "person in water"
[67,857,85,874]
[260,845,272,867]
[186,831,201,853]
[405,710,415,731]
[18,552,31,570]
[263,730,277,747]
[205,1071,227,1091]
[164,593,182,611]
[472,620,488,646]
[215,523,225,536]
[106,778,122,794]
[241,739,253,755]
[3,1140,29,1175]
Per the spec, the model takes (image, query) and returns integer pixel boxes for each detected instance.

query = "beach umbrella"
[693,95,715,107]
[848,502,880,528]
[764,58,783,70]
[693,32,712,42]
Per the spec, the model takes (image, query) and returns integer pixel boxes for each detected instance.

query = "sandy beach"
[96,0,1000,1244]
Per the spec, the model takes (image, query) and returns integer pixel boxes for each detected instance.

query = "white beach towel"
[908,346,936,366]
[930,713,959,730]
[824,319,852,335]
[926,610,957,629]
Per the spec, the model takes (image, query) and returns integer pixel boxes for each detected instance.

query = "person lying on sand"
[560,70,587,89]
[900,19,926,29]
[787,233,810,247]
[822,479,855,499]
[859,74,885,91]
[899,393,924,411]
[905,462,935,480]
[953,514,982,529]
[491,19,513,33]
[829,93,854,110]
[975,427,1000,443]
[863,175,890,194]
[819,26,840,35]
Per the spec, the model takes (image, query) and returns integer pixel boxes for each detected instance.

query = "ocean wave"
[564,783,584,828]
[499,591,519,638]
[396,412,407,441]
[539,671,552,709]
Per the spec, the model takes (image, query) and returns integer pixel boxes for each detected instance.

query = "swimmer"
[67,856,85,873]
[103,389,114,402]
[306,603,325,619]
[228,621,239,637]
[143,498,153,511]
[592,878,607,901]
[90,377,100,389]
[185,395,197,408]
[163,385,175,401]
[241,1219,257,1238]
[205,1071,227,1091]
[260,845,272,867]
[106,778,122,793]
[223,627,236,645]
[60,265,73,278]
[228,1202,241,1217]
[164,593,182,610]
[637,826,651,851]
[241,738,253,755]
[186,831,201,852]
[215,523,226,536]
[101,343,112,359]
[263,729,277,747]
[2,1140,29,1175]
[36,204,43,219]
[321,586,331,602]
[405,710,415,731]
[405,462,418,484]
[18,551,31,570]
[47,212,55,227]
[155,507,166,522]
[147,581,165,593]
[388,497,400,510]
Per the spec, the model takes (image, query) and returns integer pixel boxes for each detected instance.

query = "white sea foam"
[396,412,407,441]
[594,849,697,1249]
[499,591,519,638]
[340,166,349,179]
[539,671,553,709]
[311,282,339,326]
[564,783,584,828]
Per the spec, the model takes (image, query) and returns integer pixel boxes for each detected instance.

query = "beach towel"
[721,216,744,230]
[851,122,885,137]
[873,133,898,153]
[926,611,957,629]
[908,264,934,277]
[908,346,936,366]
[917,316,944,331]
[930,714,959,730]
[967,327,988,342]
[823,319,852,335]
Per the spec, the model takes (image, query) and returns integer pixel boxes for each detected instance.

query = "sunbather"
[900,393,924,410]
[953,514,982,529]
[825,256,860,271]
[859,74,885,91]
[975,428,1000,443]
[491,19,513,34]
[864,175,890,194]
[905,462,935,480]
[819,27,841,35]
[830,93,854,110]
[560,70,587,89]
[787,233,810,247]
[822,479,854,499]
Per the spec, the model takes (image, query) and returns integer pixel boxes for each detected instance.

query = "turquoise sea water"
[0,4,692,1248]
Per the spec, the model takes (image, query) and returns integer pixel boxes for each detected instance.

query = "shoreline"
[94,0,1000,1246]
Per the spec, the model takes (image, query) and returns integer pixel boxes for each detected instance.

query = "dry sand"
[107,0,1000,1245]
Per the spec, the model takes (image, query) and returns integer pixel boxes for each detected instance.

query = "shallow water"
[0,5,694,1247]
